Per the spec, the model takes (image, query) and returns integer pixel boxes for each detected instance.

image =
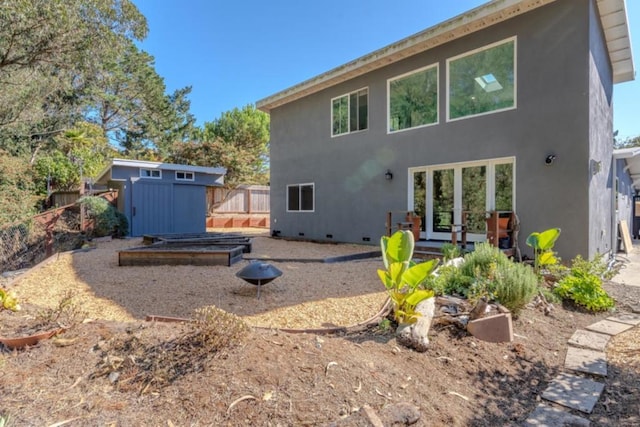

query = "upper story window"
[447,37,516,121]
[175,171,194,181]
[388,64,438,132]
[287,183,314,212]
[140,168,161,179]
[332,88,368,137]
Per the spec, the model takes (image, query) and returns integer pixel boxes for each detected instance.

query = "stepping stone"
[523,403,590,426]
[568,329,610,351]
[565,346,607,377]
[586,319,634,336]
[607,313,640,326]
[541,373,604,413]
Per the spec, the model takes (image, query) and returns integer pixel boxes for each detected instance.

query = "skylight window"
[475,74,503,92]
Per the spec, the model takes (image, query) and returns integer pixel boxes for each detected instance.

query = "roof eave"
[257,0,634,112]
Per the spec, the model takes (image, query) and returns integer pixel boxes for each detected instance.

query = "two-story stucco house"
[257,0,635,260]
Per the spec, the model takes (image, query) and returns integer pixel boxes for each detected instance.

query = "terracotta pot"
[0,328,64,350]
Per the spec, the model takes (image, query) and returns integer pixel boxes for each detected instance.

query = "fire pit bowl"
[236,261,283,298]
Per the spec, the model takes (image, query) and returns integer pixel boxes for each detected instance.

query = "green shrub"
[424,264,469,296]
[570,253,615,281]
[554,270,615,312]
[440,243,461,262]
[459,243,512,279]
[493,262,539,315]
[79,196,128,237]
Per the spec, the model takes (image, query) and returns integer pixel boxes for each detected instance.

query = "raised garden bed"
[118,244,244,266]
[142,232,253,253]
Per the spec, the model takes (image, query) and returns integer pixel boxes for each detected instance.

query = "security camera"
[545,154,556,165]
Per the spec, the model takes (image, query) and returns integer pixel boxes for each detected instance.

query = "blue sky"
[133,0,640,140]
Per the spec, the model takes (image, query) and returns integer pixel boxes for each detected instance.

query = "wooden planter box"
[118,244,244,267]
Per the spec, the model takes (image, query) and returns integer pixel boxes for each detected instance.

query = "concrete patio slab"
[607,313,640,326]
[541,373,604,414]
[565,346,607,377]
[523,403,590,426]
[568,329,611,352]
[586,319,634,336]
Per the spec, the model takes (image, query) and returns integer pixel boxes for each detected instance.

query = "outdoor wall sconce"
[385,170,393,180]
[591,159,602,175]
[545,154,556,166]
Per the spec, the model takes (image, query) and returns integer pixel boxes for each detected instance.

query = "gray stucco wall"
[269,0,610,260]
[616,158,635,246]
[588,0,615,258]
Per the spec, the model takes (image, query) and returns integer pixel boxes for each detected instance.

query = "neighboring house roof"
[256,0,634,112]
[614,147,640,190]
[96,158,226,183]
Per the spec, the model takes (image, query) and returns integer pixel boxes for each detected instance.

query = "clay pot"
[0,328,64,350]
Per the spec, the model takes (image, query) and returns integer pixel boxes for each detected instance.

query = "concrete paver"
[564,346,607,377]
[523,403,590,426]
[541,373,604,414]
[607,313,640,326]
[586,319,634,336]
[567,329,611,352]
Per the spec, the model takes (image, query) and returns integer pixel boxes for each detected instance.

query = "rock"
[380,402,421,425]
[396,297,435,352]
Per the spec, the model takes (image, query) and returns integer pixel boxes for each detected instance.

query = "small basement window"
[176,171,195,181]
[140,168,161,179]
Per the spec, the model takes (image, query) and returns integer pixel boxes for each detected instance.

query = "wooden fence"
[206,185,270,228]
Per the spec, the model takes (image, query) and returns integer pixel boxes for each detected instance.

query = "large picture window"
[332,88,368,136]
[388,64,438,132]
[448,37,516,121]
[287,183,314,212]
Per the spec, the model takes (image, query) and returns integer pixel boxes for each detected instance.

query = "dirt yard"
[0,233,639,426]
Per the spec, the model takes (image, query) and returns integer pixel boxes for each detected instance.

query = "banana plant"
[526,228,561,274]
[378,230,438,324]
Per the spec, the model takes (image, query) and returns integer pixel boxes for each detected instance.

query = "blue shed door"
[173,184,206,234]
[131,181,173,236]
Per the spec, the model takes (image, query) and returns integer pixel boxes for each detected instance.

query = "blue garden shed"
[96,159,226,237]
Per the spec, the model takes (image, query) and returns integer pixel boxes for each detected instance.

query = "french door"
[409,158,514,241]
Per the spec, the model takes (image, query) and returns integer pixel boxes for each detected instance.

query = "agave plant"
[378,230,438,324]
[526,228,561,274]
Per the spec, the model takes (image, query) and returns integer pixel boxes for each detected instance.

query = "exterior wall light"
[385,170,393,180]
[545,154,556,166]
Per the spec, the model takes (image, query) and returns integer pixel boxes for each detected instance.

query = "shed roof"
[96,158,226,183]
[256,0,634,112]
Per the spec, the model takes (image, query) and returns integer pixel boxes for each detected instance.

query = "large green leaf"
[526,228,561,250]
[402,259,439,288]
[384,231,414,264]
[377,269,393,289]
[388,261,408,286]
[525,232,540,249]
[537,228,561,251]
[538,251,558,266]
[404,289,435,307]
